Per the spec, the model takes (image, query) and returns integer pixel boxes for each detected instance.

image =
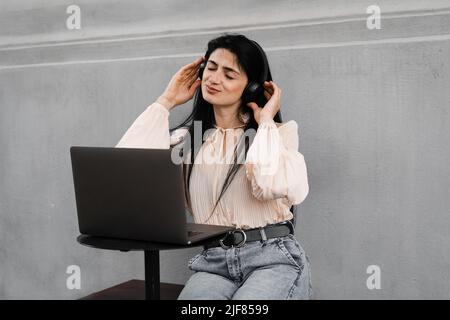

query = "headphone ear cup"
[247,82,261,95]
[198,62,205,80]
[242,81,262,104]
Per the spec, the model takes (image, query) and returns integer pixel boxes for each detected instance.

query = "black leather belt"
[203,220,295,250]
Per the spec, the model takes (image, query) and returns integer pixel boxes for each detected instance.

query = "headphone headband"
[250,40,269,85]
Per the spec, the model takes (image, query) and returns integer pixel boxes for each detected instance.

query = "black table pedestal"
[145,250,160,300]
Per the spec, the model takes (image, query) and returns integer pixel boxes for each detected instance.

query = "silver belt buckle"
[219,229,247,249]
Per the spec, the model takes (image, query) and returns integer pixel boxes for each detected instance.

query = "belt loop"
[286,220,295,235]
[259,227,268,246]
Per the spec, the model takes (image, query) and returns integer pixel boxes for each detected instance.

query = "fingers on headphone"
[181,58,203,74]
[269,81,281,95]
[180,68,193,81]
[263,82,274,94]
[263,81,275,90]
[192,60,205,76]
[264,88,273,95]
[191,56,204,65]
[185,74,199,86]
[187,64,200,78]
[184,62,202,80]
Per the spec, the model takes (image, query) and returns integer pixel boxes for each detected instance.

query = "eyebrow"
[207,60,241,75]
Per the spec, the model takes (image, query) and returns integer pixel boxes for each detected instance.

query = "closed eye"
[207,68,234,80]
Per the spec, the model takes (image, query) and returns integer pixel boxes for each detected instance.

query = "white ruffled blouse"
[115,101,309,229]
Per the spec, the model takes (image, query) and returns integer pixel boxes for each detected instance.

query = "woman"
[116,33,312,300]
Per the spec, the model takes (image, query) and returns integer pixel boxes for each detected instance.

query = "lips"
[206,85,220,93]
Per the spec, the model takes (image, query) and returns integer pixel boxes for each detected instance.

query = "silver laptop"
[70,146,233,245]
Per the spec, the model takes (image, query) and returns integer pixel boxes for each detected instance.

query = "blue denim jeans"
[178,233,313,300]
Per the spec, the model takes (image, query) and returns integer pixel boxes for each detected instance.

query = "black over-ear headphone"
[198,40,269,104]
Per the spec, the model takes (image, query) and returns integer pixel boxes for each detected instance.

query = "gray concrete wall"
[1,0,449,299]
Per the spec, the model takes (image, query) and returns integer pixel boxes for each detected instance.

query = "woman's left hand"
[246,81,281,125]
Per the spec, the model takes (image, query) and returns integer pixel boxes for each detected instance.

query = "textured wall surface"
[1,0,449,299]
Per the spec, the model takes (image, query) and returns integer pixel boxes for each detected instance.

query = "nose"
[207,72,220,84]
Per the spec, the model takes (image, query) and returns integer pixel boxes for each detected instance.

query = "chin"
[203,92,230,105]
[202,91,219,104]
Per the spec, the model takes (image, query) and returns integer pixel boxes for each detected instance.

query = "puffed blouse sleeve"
[244,118,309,205]
[115,101,188,149]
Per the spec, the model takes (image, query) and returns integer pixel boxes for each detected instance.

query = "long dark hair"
[169,33,295,224]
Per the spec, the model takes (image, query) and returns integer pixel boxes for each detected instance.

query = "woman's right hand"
[157,56,205,110]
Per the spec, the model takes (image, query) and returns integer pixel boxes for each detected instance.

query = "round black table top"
[77,234,222,252]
